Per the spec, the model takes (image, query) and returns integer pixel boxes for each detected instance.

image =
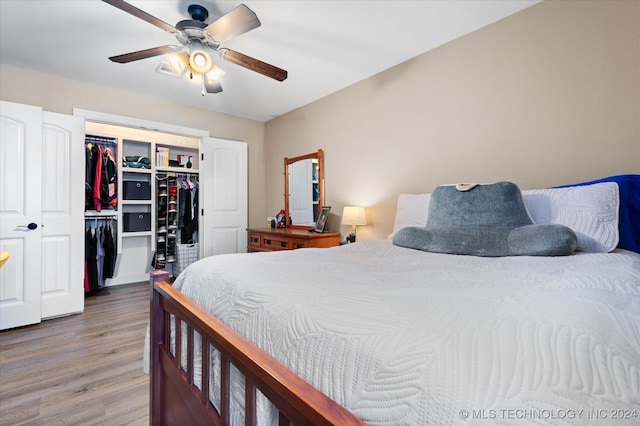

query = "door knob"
[17,223,38,230]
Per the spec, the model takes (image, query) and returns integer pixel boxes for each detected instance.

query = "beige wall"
[0,65,269,229]
[264,0,640,240]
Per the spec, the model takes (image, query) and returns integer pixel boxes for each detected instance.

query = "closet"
[1,101,247,329]
[83,118,248,287]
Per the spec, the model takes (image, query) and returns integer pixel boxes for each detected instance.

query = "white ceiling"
[0,0,539,122]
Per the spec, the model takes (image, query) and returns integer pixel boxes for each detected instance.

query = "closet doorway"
[76,109,247,286]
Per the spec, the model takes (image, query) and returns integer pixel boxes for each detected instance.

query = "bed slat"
[245,376,257,424]
[201,339,211,408]
[186,325,194,386]
[221,354,231,424]
[174,317,182,370]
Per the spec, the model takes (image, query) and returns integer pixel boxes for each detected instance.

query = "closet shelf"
[157,166,199,174]
[84,211,118,218]
[122,167,152,174]
[122,231,153,238]
[122,199,152,205]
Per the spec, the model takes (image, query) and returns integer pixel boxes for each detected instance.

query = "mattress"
[146,240,640,425]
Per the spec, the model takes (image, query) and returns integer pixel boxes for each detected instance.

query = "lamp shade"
[189,50,213,74]
[341,206,366,226]
[167,52,189,75]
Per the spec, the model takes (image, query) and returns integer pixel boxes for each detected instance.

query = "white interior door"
[0,101,43,330]
[200,137,247,257]
[40,112,85,319]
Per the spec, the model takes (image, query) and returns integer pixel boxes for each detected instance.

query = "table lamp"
[341,206,366,243]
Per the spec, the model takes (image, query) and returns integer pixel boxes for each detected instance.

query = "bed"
[145,176,640,425]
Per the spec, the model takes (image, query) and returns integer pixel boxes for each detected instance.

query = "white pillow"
[388,182,620,253]
[387,193,430,239]
[521,182,620,253]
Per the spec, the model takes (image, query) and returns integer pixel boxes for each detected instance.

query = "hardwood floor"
[0,282,150,426]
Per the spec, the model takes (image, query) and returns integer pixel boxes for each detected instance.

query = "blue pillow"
[555,175,640,253]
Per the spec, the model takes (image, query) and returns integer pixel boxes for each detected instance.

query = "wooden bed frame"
[150,271,365,425]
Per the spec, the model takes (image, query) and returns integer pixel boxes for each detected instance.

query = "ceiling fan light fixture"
[167,52,190,75]
[189,49,213,74]
[207,64,225,81]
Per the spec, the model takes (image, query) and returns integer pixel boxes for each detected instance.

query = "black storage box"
[123,212,151,232]
[123,180,151,200]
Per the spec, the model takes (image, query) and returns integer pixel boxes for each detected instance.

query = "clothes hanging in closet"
[88,143,118,212]
[101,147,118,209]
[96,227,105,288]
[84,220,117,295]
[102,225,116,280]
[85,144,95,210]
[92,144,103,211]
[191,186,199,240]
[179,179,198,244]
[180,186,192,243]
[85,228,99,293]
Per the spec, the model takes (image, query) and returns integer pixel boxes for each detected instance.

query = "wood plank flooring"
[0,283,150,425]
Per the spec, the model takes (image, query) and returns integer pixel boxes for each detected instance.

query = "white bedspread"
[151,240,640,425]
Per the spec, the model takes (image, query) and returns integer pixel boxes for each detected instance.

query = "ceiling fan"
[102,0,288,94]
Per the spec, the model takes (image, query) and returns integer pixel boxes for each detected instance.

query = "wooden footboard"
[149,271,365,425]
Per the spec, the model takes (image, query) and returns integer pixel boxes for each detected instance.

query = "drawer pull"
[296,244,303,249]
[281,242,287,248]
[265,239,271,245]
[252,237,259,243]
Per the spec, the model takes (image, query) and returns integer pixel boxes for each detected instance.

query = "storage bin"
[123,212,151,232]
[174,243,200,277]
[123,180,151,200]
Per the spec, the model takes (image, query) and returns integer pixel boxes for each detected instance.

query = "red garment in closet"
[93,144,103,212]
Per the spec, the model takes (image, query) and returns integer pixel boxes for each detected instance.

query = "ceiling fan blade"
[102,0,178,34]
[109,46,180,63]
[205,4,261,43]
[219,49,288,82]
[203,74,223,94]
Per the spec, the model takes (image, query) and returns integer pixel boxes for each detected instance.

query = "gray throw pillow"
[393,181,577,257]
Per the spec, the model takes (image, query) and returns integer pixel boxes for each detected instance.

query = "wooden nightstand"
[247,228,340,252]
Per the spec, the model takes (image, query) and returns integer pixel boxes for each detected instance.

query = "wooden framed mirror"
[284,149,324,229]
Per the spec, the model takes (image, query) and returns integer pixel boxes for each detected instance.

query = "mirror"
[284,149,324,228]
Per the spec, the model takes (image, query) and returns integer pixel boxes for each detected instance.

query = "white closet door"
[0,101,43,330]
[40,112,85,319]
[200,137,247,257]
